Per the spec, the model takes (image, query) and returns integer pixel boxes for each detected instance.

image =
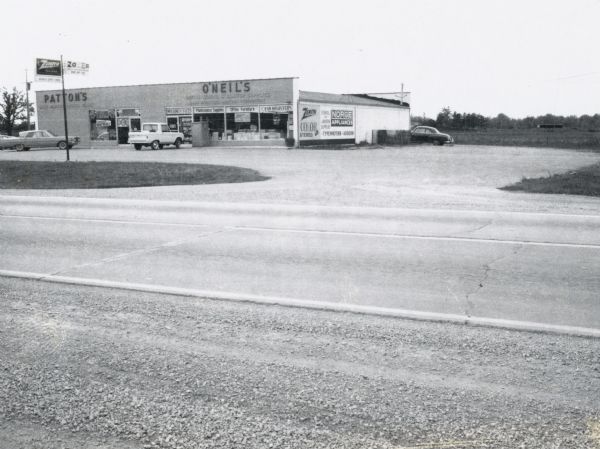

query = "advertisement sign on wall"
[165,107,191,115]
[299,104,320,139]
[299,103,355,140]
[260,104,293,113]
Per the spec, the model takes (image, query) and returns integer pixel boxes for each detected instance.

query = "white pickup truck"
[128,123,184,150]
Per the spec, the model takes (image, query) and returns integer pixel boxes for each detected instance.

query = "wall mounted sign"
[259,104,293,113]
[299,103,355,140]
[165,107,192,115]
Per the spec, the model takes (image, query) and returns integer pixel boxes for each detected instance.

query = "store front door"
[167,116,178,133]
[167,116,192,142]
[130,118,141,132]
[117,109,141,145]
[179,116,192,142]
[118,117,142,144]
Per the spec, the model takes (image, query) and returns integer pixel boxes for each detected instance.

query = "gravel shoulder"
[1,277,599,449]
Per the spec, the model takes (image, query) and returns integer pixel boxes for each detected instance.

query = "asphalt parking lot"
[1,144,599,214]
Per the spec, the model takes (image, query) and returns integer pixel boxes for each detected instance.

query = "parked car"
[410,126,454,145]
[0,134,19,150]
[10,130,80,151]
[128,123,184,150]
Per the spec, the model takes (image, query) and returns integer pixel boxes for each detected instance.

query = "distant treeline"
[413,107,600,131]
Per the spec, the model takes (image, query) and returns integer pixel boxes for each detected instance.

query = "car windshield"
[44,130,56,137]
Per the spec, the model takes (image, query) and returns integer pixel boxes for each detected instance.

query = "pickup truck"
[128,123,184,150]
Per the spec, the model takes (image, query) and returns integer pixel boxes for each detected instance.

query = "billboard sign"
[35,58,89,81]
[64,60,90,75]
[35,58,62,82]
[299,103,355,140]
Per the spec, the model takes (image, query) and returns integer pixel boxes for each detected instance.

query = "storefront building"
[36,77,409,147]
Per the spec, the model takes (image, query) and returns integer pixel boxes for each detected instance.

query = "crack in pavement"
[463,244,524,318]
[46,229,228,278]
[462,219,495,236]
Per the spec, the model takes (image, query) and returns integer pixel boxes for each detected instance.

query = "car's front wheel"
[15,144,25,152]
[57,141,68,151]
[150,140,160,150]
[174,138,182,149]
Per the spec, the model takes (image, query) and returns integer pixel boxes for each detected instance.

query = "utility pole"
[25,69,31,131]
[401,83,404,105]
[60,55,70,161]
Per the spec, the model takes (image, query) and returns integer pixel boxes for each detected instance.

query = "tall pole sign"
[25,70,31,131]
[60,55,70,161]
[35,57,89,161]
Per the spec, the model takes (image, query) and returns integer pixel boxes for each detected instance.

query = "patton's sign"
[43,92,88,104]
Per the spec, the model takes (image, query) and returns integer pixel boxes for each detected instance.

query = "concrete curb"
[1,269,599,339]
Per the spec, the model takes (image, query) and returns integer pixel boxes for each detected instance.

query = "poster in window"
[235,112,251,122]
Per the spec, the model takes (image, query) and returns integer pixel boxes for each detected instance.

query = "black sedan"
[410,126,454,145]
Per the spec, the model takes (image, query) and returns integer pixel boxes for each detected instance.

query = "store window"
[193,107,225,141]
[259,105,293,140]
[259,113,288,139]
[165,107,192,142]
[226,111,260,141]
[89,110,116,141]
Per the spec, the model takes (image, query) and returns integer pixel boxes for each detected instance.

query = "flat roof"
[36,76,298,93]
[300,91,408,108]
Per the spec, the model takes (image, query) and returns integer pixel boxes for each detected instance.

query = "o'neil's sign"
[35,58,62,82]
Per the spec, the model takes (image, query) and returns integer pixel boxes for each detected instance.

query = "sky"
[3,0,600,119]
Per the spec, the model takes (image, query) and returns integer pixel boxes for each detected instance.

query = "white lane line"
[0,269,598,339]
[2,213,600,249]
[230,226,600,250]
[0,214,210,229]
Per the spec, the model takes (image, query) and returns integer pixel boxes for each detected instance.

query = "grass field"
[501,162,600,197]
[444,128,600,150]
[0,161,269,189]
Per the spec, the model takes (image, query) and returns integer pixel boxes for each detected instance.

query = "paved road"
[1,195,599,330]
[1,277,598,449]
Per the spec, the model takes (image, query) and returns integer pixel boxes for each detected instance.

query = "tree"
[436,107,452,129]
[0,87,34,136]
